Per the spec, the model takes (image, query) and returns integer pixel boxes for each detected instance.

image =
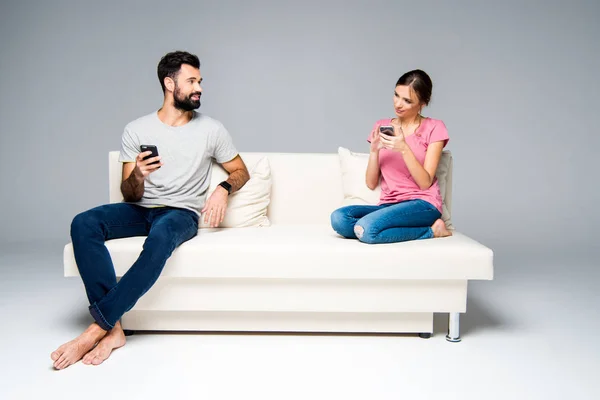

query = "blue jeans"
[70,203,198,331]
[330,199,441,244]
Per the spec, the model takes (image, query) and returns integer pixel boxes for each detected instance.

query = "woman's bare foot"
[432,219,452,238]
[50,323,107,370]
[82,321,126,366]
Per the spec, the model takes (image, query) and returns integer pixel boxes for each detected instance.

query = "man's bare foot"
[51,323,107,370]
[432,219,452,238]
[82,321,126,366]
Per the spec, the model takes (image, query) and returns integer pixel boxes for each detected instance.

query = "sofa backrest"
[108,151,453,226]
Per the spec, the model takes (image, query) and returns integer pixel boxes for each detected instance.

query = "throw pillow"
[199,156,271,228]
[338,147,381,206]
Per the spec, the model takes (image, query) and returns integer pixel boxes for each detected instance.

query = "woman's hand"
[370,126,384,153]
[380,121,408,153]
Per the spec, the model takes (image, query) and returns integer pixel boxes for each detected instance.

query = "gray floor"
[1,242,598,400]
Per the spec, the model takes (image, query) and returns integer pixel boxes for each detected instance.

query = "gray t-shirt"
[118,111,238,217]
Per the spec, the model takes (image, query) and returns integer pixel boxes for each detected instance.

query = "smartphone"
[379,125,395,136]
[140,145,160,165]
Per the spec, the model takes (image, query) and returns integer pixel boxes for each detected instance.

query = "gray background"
[1,0,598,257]
[2,2,599,397]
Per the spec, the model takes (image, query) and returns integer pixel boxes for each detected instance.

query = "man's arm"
[120,162,145,202]
[201,155,249,228]
[120,151,162,202]
[220,155,250,193]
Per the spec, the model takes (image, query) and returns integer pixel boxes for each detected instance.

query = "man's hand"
[134,151,162,178]
[121,152,163,202]
[201,186,228,227]
[200,155,249,227]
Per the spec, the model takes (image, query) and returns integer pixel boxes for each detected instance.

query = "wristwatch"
[218,181,232,194]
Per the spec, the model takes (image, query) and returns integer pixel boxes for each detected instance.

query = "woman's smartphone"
[379,125,395,136]
[140,145,160,165]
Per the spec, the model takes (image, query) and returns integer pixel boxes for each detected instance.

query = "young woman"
[331,70,452,244]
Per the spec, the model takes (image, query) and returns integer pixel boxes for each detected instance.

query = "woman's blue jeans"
[70,203,199,331]
[330,199,441,244]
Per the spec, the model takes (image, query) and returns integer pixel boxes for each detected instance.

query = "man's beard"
[173,86,201,111]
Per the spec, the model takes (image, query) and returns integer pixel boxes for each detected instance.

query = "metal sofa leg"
[446,312,461,342]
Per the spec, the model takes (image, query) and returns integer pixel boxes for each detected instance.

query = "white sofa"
[63,150,494,341]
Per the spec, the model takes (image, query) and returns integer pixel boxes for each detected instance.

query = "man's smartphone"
[140,145,160,165]
[379,125,395,136]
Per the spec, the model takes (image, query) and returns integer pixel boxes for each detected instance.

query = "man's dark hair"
[157,51,200,93]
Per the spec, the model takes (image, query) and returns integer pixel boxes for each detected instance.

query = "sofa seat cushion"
[64,225,493,280]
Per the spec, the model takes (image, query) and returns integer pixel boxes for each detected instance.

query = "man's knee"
[71,210,99,237]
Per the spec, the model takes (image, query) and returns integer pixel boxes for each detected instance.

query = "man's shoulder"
[124,111,159,131]
[192,112,224,129]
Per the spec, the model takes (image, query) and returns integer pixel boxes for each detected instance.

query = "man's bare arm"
[120,163,145,202]
[221,155,250,193]
[120,152,162,202]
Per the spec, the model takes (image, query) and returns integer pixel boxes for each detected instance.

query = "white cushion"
[434,153,453,230]
[338,147,380,206]
[64,225,493,280]
[337,147,454,229]
[200,156,271,228]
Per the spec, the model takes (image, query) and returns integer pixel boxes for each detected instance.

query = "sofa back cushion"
[108,150,452,226]
[109,151,343,225]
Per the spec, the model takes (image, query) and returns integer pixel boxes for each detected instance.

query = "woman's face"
[393,85,422,120]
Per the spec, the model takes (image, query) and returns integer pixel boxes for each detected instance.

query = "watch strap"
[218,181,232,194]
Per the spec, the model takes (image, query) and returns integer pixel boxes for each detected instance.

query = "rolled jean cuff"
[89,303,113,331]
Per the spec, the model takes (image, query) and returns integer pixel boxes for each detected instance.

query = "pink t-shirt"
[367,117,450,213]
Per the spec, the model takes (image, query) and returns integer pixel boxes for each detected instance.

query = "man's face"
[172,64,203,111]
